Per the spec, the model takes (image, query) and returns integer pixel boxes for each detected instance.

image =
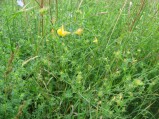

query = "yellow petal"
[64,31,71,35]
[61,25,64,32]
[93,37,98,44]
[57,25,70,37]
[57,28,63,36]
[74,28,83,36]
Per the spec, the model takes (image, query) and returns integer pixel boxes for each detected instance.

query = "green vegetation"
[0,0,159,118]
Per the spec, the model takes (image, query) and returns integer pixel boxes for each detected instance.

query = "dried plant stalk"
[40,0,44,37]
[129,0,146,31]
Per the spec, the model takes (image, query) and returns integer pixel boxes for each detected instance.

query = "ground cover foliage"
[0,0,159,118]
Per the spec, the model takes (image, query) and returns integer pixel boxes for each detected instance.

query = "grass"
[0,0,159,118]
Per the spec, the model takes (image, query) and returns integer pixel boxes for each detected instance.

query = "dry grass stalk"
[40,0,44,37]
[22,56,39,66]
[4,46,19,77]
[129,0,146,31]
[14,102,26,119]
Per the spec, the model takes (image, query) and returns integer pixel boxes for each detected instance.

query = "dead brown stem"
[40,0,44,37]
[129,0,146,31]
[4,46,18,77]
[14,101,26,119]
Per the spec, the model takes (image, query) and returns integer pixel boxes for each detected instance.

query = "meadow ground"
[0,0,159,118]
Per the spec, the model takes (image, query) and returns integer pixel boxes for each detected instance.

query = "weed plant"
[0,0,159,118]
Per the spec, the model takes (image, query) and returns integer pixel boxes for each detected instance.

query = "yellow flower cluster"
[56,25,83,37]
[51,25,98,44]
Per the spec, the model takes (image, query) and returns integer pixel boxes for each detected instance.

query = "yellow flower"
[57,25,71,37]
[74,28,83,36]
[93,37,98,44]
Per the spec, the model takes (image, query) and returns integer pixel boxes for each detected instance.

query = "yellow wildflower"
[74,28,83,36]
[93,37,98,44]
[57,25,71,37]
